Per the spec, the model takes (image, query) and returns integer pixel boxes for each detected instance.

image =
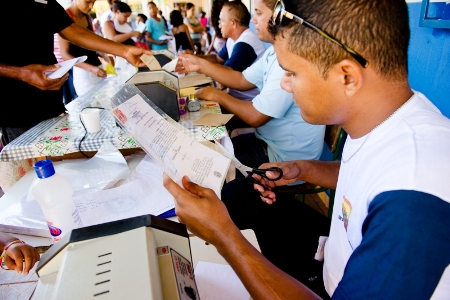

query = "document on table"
[195,262,250,300]
[73,178,174,226]
[112,94,230,195]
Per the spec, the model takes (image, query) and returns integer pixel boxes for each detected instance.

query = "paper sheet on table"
[140,54,162,70]
[162,57,178,72]
[195,262,250,300]
[111,94,230,196]
[193,113,234,126]
[73,179,174,226]
[0,142,130,237]
[179,73,212,88]
[47,56,87,79]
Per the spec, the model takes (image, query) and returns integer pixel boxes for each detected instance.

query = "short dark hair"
[186,2,195,10]
[137,13,148,23]
[201,11,206,18]
[223,1,251,27]
[170,9,184,27]
[272,0,410,80]
[107,0,120,5]
[113,2,132,13]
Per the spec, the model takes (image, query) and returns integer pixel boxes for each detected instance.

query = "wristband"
[0,240,24,270]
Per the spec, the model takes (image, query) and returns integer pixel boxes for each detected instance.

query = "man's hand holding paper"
[163,174,240,246]
[21,64,68,91]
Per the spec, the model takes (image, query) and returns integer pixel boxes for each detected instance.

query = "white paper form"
[73,179,174,226]
[195,262,250,300]
[46,56,87,79]
[112,94,230,196]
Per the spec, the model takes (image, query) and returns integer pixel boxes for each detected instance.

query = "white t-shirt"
[324,91,450,298]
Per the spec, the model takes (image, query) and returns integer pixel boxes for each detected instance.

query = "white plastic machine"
[33,215,195,300]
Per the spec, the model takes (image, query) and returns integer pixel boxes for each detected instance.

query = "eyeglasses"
[218,18,235,25]
[272,0,368,68]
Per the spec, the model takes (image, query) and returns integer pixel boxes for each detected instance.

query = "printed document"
[112,94,230,195]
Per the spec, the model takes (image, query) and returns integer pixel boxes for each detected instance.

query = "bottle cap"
[34,159,55,179]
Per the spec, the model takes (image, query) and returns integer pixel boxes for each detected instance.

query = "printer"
[33,215,199,300]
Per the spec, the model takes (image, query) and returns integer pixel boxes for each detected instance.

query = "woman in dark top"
[103,2,140,47]
[170,9,195,53]
[59,0,106,96]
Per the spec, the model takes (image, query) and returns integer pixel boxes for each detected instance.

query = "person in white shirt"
[163,0,450,299]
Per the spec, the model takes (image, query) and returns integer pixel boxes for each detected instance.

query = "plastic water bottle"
[31,160,83,243]
[115,56,127,85]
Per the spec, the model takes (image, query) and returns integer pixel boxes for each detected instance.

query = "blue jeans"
[0,125,35,146]
[232,133,269,172]
[62,68,77,105]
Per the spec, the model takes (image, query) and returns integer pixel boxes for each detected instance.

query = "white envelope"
[47,56,87,79]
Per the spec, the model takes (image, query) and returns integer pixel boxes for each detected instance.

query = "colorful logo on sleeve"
[341,197,352,231]
[47,224,62,237]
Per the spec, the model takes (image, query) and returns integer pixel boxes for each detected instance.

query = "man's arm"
[163,175,321,300]
[0,63,68,91]
[196,87,271,127]
[59,23,150,66]
[255,160,340,204]
[57,35,106,78]
[176,53,256,90]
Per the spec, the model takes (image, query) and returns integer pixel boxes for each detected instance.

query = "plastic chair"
[275,125,346,218]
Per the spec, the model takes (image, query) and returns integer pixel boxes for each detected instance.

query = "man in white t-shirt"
[164,0,450,299]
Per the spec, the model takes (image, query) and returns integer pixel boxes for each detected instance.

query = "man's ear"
[335,59,363,97]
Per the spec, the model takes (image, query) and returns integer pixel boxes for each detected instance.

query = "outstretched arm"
[176,53,256,90]
[59,23,151,66]
[163,175,321,300]
[196,87,271,127]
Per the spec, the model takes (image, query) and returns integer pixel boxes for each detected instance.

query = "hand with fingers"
[20,64,68,91]
[174,53,201,73]
[251,161,302,205]
[0,241,40,275]
[163,174,239,245]
[123,46,153,67]
[195,86,224,101]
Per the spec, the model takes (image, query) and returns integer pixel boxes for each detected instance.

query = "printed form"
[112,94,230,196]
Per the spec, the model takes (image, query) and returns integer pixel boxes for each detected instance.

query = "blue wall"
[408,2,450,118]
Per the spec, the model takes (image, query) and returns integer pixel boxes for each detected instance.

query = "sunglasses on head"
[272,0,368,68]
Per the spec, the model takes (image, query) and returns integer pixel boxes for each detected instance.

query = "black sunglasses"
[272,0,369,68]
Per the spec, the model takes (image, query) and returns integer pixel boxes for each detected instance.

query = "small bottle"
[115,57,127,85]
[31,160,83,243]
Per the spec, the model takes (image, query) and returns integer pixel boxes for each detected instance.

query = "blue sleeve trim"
[224,42,257,72]
[333,190,450,299]
[217,45,229,62]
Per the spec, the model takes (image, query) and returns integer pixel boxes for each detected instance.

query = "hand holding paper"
[46,56,87,79]
[140,54,162,70]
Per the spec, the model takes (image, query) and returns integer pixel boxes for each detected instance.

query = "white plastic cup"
[80,108,101,133]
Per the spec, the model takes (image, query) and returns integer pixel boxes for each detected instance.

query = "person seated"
[170,9,195,53]
[0,232,40,275]
[176,0,324,169]
[103,2,141,46]
[59,0,107,97]
[202,1,266,101]
[164,0,450,299]
[145,2,169,51]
